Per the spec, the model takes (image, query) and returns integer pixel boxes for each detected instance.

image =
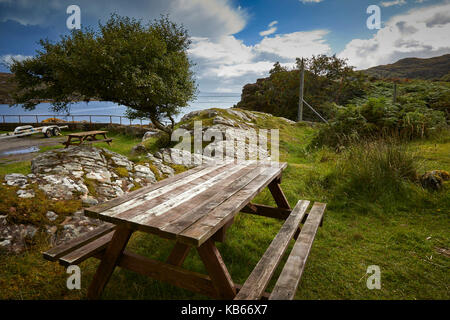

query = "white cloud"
[1,54,32,66]
[189,28,331,90]
[259,20,278,36]
[189,36,254,65]
[380,0,406,7]
[255,30,331,59]
[299,0,324,3]
[338,1,450,69]
[0,0,247,38]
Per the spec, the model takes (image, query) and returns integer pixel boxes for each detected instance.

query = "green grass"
[0,121,449,300]
[0,160,31,175]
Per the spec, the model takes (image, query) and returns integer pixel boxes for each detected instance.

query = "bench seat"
[235,200,326,300]
[43,223,115,266]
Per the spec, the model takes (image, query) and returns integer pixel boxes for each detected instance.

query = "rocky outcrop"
[0,145,178,254]
[420,170,450,190]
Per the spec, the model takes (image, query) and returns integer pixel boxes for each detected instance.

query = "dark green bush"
[313,96,447,147]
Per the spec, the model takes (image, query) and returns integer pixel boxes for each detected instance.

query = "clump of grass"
[82,177,98,197]
[148,163,162,181]
[114,167,129,178]
[129,181,142,192]
[328,139,420,205]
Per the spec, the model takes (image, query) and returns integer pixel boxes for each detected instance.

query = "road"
[0,135,65,163]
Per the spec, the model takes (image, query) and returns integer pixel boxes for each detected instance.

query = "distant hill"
[363,54,450,80]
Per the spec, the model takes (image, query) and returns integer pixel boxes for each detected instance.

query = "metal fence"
[0,114,159,126]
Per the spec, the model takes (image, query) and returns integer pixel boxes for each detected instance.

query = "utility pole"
[298,58,304,122]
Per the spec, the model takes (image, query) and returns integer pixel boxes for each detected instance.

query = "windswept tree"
[10,14,197,134]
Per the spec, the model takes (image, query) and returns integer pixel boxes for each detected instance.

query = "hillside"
[363,54,450,80]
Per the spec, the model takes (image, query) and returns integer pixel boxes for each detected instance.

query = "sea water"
[0,92,240,125]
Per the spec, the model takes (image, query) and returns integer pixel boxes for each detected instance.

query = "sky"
[0,0,449,93]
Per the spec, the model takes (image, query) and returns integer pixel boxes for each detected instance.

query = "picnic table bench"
[62,130,112,148]
[43,160,326,300]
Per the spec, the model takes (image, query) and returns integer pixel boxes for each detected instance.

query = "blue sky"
[1,0,449,93]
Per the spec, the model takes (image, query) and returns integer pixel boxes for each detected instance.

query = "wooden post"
[72,115,75,123]
[298,58,304,122]
[110,116,112,125]
[89,115,92,124]
[2,115,5,123]
[18,115,21,124]
[120,116,122,125]
[393,82,397,104]
[87,226,133,299]
[35,115,39,125]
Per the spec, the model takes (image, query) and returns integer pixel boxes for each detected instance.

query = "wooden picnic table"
[62,130,112,148]
[83,160,290,299]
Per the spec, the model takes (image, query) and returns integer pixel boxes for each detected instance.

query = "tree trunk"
[149,115,172,136]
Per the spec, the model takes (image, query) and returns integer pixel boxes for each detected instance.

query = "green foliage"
[9,14,197,134]
[313,95,447,147]
[235,55,367,121]
[328,140,420,203]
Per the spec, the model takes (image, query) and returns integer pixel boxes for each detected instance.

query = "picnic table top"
[85,160,287,247]
[68,130,108,137]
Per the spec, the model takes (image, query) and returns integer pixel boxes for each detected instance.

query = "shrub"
[330,140,420,202]
[313,97,447,147]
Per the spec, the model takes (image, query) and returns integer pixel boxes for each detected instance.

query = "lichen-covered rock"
[420,170,450,190]
[142,131,160,141]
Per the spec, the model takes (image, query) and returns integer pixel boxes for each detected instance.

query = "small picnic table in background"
[62,130,112,148]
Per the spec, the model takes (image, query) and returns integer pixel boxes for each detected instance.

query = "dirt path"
[0,135,65,163]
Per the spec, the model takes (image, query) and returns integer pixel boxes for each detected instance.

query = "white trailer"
[0,125,68,140]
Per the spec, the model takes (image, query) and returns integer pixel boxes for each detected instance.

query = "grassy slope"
[0,114,449,299]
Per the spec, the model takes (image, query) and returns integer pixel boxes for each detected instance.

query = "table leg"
[87,226,133,299]
[102,133,111,146]
[197,239,236,299]
[268,179,291,209]
[166,242,190,267]
[268,178,307,239]
[64,137,71,148]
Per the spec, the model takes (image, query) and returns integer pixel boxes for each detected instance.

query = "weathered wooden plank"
[68,130,108,137]
[269,202,326,300]
[241,203,292,220]
[43,223,115,261]
[234,200,310,300]
[112,162,238,222]
[126,164,258,238]
[129,162,253,224]
[197,239,236,299]
[86,163,229,219]
[166,242,191,267]
[58,232,114,266]
[159,164,262,235]
[87,226,133,299]
[234,284,270,300]
[178,163,287,246]
[84,163,213,216]
[117,250,218,298]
